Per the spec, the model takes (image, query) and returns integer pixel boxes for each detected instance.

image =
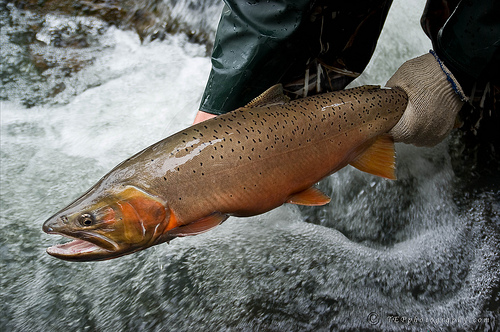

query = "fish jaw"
[42,186,172,261]
[45,237,114,262]
[43,222,127,261]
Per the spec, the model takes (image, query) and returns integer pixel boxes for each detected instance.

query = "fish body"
[43,85,407,261]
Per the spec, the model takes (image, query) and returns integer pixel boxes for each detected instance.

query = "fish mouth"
[45,232,118,262]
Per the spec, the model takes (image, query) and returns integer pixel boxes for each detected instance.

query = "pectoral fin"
[168,212,228,237]
[286,187,331,206]
[350,134,396,180]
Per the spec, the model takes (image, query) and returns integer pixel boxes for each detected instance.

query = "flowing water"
[1,1,499,331]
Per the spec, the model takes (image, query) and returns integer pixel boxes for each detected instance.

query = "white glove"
[386,51,468,147]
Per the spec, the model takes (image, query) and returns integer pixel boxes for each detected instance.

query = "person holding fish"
[193,0,499,148]
[42,0,498,261]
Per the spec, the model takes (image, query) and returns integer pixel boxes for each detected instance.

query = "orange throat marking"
[165,210,180,231]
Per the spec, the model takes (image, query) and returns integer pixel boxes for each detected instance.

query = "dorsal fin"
[350,134,397,180]
[353,85,381,90]
[245,84,290,108]
[286,187,331,206]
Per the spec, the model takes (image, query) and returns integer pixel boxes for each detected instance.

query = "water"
[1,1,499,331]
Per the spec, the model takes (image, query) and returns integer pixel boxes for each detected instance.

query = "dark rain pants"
[199,0,499,116]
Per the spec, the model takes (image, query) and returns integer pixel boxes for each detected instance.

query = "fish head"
[43,186,171,261]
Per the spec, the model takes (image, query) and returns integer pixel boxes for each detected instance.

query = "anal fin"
[286,187,331,206]
[350,134,396,180]
[168,212,228,237]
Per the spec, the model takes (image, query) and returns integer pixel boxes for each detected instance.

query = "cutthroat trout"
[43,85,407,261]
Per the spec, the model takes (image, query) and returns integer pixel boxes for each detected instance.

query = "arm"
[198,0,313,116]
[433,0,500,91]
[387,0,499,147]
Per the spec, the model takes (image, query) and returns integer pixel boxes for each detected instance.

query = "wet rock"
[11,0,129,26]
[2,0,221,106]
[1,4,110,105]
[9,0,221,47]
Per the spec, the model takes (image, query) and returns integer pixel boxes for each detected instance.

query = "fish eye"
[79,213,95,227]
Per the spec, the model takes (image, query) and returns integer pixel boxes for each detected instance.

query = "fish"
[43,84,408,261]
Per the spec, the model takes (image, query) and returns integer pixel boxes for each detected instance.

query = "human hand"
[193,110,217,124]
[386,52,467,147]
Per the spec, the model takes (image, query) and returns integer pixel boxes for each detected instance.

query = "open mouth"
[45,233,112,262]
[47,238,103,255]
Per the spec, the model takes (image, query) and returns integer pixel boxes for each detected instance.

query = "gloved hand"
[386,51,468,147]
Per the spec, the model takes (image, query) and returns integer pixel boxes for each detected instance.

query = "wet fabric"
[422,0,500,90]
[199,0,393,114]
[421,0,500,161]
[200,0,499,116]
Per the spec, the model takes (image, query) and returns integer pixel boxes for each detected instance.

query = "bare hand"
[193,110,217,124]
